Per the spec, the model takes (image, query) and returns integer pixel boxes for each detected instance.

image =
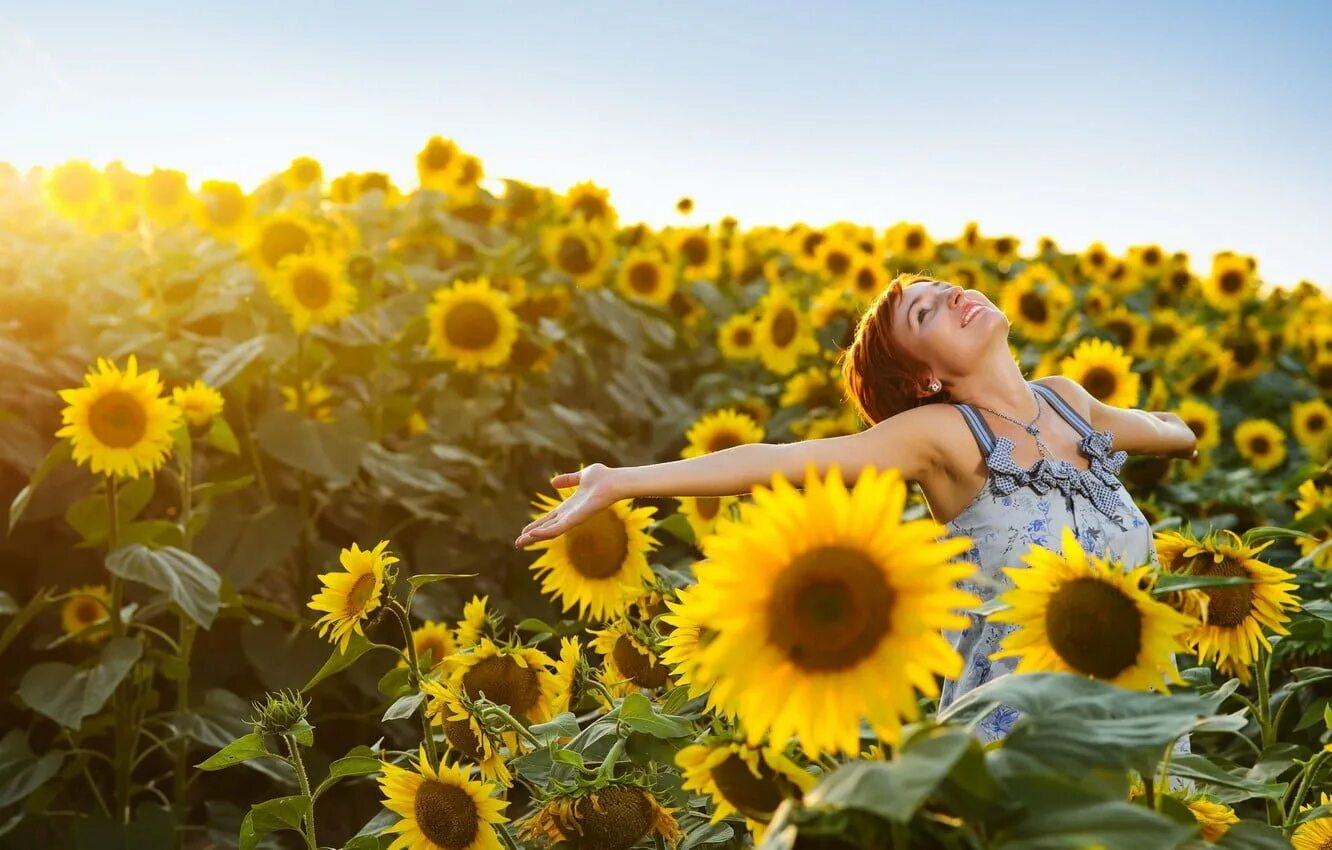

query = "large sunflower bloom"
[675,739,816,846]
[1155,528,1300,684]
[308,540,398,652]
[753,282,820,376]
[425,277,519,372]
[267,251,357,334]
[57,354,182,479]
[688,462,978,757]
[988,526,1197,691]
[445,638,561,725]
[378,744,509,850]
[250,212,318,276]
[1294,792,1332,850]
[1059,337,1141,409]
[523,473,660,621]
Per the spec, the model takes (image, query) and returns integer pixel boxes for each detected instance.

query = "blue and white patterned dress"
[936,381,1188,759]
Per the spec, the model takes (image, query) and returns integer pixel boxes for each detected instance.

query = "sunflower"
[250,212,318,276]
[454,595,491,649]
[1292,399,1332,458]
[518,782,683,850]
[1125,243,1168,279]
[142,167,191,226]
[1058,337,1141,409]
[444,638,561,724]
[425,277,519,371]
[402,620,458,673]
[102,161,143,230]
[884,222,936,266]
[1095,306,1151,358]
[61,584,111,643]
[983,233,1022,268]
[417,136,463,191]
[988,526,1197,690]
[1176,398,1222,454]
[1233,418,1287,472]
[523,474,659,621]
[1295,478,1332,523]
[675,196,693,215]
[1294,791,1332,850]
[439,154,484,204]
[687,463,978,757]
[658,584,726,710]
[422,680,513,787]
[308,540,398,653]
[1078,241,1113,284]
[550,635,584,716]
[56,354,182,479]
[717,312,760,362]
[615,248,674,306]
[560,180,618,230]
[379,744,509,850]
[1155,528,1300,684]
[1082,284,1114,317]
[588,617,670,704]
[1201,251,1258,312]
[541,219,613,288]
[754,282,820,376]
[171,379,224,429]
[1000,263,1074,343]
[1126,779,1238,843]
[193,180,252,241]
[1217,316,1271,382]
[280,380,335,422]
[675,739,817,846]
[282,156,324,193]
[407,410,430,437]
[846,259,889,306]
[673,493,739,546]
[1143,308,1192,356]
[1102,256,1143,297]
[1164,328,1236,398]
[267,251,357,334]
[780,364,842,410]
[680,408,765,460]
[43,160,106,222]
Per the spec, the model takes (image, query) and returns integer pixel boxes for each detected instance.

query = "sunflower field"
[1,140,1332,850]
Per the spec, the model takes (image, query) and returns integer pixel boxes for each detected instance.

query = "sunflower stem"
[388,600,441,771]
[106,475,134,823]
[283,734,317,850]
[173,441,196,846]
[496,824,524,850]
[1255,646,1274,750]
[1284,751,1329,828]
[235,386,273,506]
[891,820,909,849]
[597,738,626,781]
[1142,775,1156,811]
[1155,741,1175,809]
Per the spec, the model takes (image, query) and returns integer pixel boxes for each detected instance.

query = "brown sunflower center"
[1019,292,1048,323]
[695,496,721,520]
[1080,367,1118,402]
[682,237,709,266]
[705,429,744,453]
[1219,270,1243,293]
[346,573,378,615]
[1232,340,1259,368]
[259,221,313,270]
[770,307,798,347]
[565,786,655,850]
[74,600,102,626]
[1148,324,1178,348]
[1308,413,1328,433]
[612,635,668,688]
[992,237,1014,256]
[442,718,486,759]
[88,390,149,449]
[413,779,480,850]
[1143,247,1162,265]
[290,266,333,310]
[628,262,660,294]
[710,752,785,822]
[565,509,630,580]
[905,231,924,252]
[766,546,894,671]
[443,301,500,351]
[1197,559,1253,628]
[461,654,541,715]
[1044,577,1142,679]
[572,196,606,222]
[558,235,595,275]
[824,251,851,277]
[733,327,753,347]
[1249,435,1272,455]
[855,267,876,292]
[802,233,826,257]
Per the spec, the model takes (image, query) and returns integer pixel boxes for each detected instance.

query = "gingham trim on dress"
[953,383,1130,530]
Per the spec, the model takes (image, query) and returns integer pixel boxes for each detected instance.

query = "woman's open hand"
[514,463,620,549]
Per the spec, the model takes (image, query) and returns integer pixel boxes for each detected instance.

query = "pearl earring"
[929,381,941,392]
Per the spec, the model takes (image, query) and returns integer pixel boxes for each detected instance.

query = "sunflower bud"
[249,689,311,737]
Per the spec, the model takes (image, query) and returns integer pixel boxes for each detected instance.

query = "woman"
[511,272,1198,742]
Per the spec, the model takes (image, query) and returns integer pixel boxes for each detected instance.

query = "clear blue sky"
[3,0,1329,289]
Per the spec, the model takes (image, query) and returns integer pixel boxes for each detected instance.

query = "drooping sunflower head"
[518,782,683,850]
[589,617,670,703]
[61,584,111,643]
[425,277,520,372]
[453,595,492,650]
[523,474,660,621]
[1153,528,1300,682]
[171,379,225,429]
[675,738,816,845]
[989,526,1198,691]
[680,408,765,460]
[379,744,510,850]
[445,637,561,724]
[416,136,462,190]
[422,679,513,787]
[56,354,183,479]
[308,540,399,653]
[688,462,978,757]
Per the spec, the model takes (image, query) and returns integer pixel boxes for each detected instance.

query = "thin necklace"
[969,387,1054,461]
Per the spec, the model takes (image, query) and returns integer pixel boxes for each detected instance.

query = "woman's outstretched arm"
[512,404,943,548]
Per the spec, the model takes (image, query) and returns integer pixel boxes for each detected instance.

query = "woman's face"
[894,280,1007,389]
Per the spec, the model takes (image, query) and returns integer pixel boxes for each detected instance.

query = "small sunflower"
[280,380,335,422]
[193,180,251,241]
[675,739,816,846]
[1202,251,1258,312]
[142,167,191,226]
[518,782,683,850]
[171,379,224,429]
[541,220,613,288]
[250,212,318,276]
[444,638,561,724]
[1095,306,1151,358]
[425,278,519,372]
[61,584,111,643]
[1000,265,1073,343]
[1294,791,1332,850]
[454,595,491,649]
[417,136,463,191]
[675,196,693,215]
[673,493,739,546]
[988,526,1197,691]
[680,408,765,460]
[1127,778,1238,843]
[378,744,509,850]
[1233,418,1287,473]
[687,463,978,757]
[717,312,760,362]
[550,635,584,716]
[884,222,936,266]
[1155,528,1300,683]
[282,156,324,193]
[56,354,183,479]
[267,251,357,334]
[588,617,670,703]
[523,472,660,621]
[402,620,459,673]
[754,283,820,376]
[780,364,842,410]
[43,160,106,222]
[846,259,889,306]
[669,226,723,282]
[615,248,674,306]
[560,180,619,230]
[1058,337,1141,409]
[308,540,398,653]
[1292,398,1332,458]
[1176,398,1223,454]
[1164,327,1237,398]
[423,680,513,787]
